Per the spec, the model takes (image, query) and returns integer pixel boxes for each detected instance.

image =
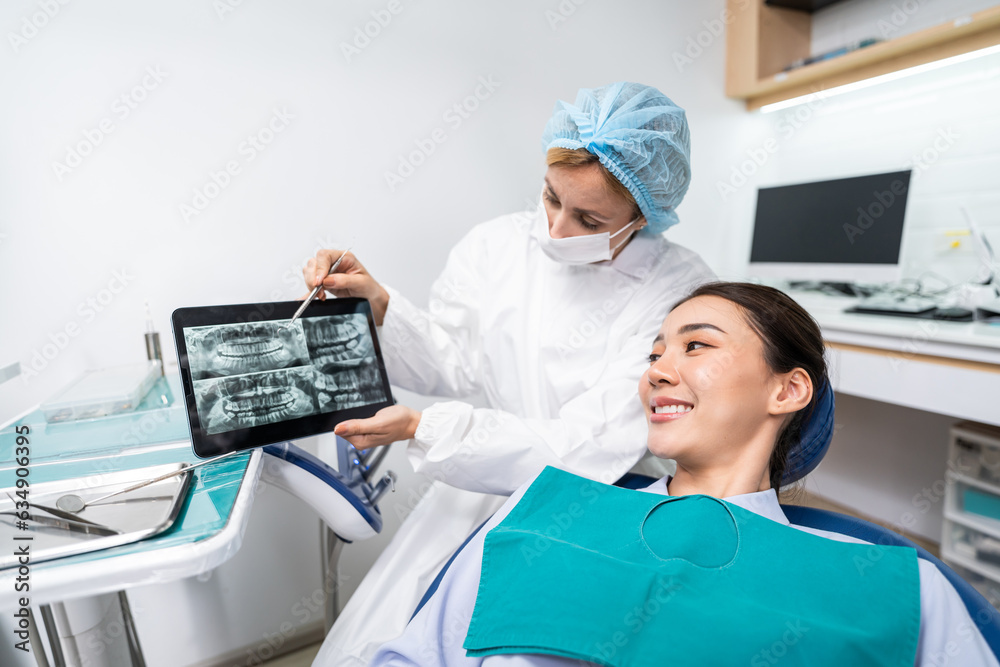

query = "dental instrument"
[54,451,240,513]
[144,300,164,376]
[6,491,109,530]
[1,510,120,536]
[287,247,351,328]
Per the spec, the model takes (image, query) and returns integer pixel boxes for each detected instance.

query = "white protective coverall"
[314,204,715,665]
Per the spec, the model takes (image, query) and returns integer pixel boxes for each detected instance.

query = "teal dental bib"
[463,467,920,667]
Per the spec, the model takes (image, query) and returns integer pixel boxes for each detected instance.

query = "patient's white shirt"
[371,478,1000,667]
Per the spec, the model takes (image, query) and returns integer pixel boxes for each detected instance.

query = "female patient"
[371,282,999,666]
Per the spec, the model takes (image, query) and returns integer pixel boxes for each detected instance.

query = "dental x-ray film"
[172,299,394,458]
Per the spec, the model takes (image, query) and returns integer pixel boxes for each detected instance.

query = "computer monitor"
[748,170,912,284]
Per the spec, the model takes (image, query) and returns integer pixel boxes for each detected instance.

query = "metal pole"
[26,608,50,667]
[38,605,66,667]
[360,446,390,481]
[319,522,346,633]
[117,592,146,667]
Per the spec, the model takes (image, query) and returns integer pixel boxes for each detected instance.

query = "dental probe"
[286,247,351,328]
[55,451,242,513]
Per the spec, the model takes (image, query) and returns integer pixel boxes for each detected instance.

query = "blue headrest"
[781,380,835,486]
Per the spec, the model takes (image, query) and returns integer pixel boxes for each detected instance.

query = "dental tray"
[171,298,394,458]
[40,361,162,423]
[0,463,190,568]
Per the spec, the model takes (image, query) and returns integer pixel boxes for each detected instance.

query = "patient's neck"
[667,441,773,499]
[665,422,779,499]
[667,466,770,500]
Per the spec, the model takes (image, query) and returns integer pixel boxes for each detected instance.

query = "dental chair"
[262,437,395,630]
[411,383,1000,661]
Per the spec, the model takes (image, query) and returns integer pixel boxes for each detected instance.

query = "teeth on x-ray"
[316,362,386,413]
[185,321,309,379]
[224,378,296,418]
[303,315,373,371]
[198,369,315,434]
[219,338,282,359]
[189,312,387,435]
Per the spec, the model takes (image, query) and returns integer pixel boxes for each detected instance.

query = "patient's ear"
[769,368,812,416]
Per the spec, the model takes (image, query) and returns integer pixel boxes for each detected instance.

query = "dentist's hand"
[334,405,422,448]
[303,250,391,325]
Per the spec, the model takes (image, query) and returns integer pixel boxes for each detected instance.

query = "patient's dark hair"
[671,282,828,490]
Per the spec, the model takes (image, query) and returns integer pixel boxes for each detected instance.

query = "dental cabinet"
[941,422,1000,607]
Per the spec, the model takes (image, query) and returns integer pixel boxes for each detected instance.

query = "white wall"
[2,0,996,663]
[715,60,1000,282]
[0,0,749,420]
[723,49,1000,287]
[0,1,749,664]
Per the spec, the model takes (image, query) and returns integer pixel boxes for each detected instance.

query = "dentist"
[307,82,716,664]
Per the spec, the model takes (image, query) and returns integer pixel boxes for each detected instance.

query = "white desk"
[789,293,1000,427]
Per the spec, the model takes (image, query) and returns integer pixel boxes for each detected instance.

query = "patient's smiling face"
[639,296,779,470]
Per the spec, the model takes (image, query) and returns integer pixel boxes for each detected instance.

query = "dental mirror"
[55,451,238,513]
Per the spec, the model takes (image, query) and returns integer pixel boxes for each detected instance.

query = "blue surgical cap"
[541,82,691,234]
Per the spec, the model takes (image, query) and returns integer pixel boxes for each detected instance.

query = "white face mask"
[531,197,642,265]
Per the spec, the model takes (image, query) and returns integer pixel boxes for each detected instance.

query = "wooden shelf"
[726,1,1000,110]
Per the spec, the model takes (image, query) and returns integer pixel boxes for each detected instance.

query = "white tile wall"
[730,49,1000,289]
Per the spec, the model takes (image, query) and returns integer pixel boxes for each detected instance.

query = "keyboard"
[786,288,976,321]
[847,297,937,316]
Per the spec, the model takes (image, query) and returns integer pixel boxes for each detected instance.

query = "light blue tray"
[0,372,252,571]
[0,374,191,464]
